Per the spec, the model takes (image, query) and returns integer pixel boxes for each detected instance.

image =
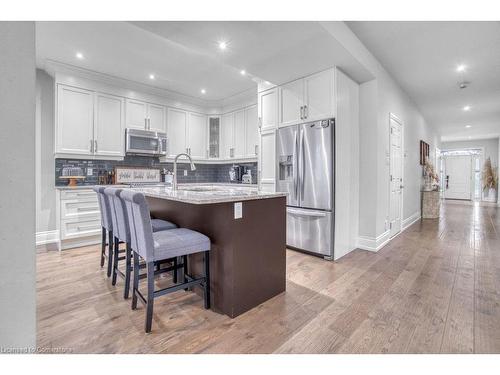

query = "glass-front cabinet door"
[208,116,220,159]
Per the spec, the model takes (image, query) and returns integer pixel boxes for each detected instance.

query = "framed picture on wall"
[420,140,430,165]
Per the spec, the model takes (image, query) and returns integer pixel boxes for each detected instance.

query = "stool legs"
[112,237,119,286]
[183,255,188,290]
[203,250,210,309]
[145,261,155,333]
[124,243,132,299]
[100,227,106,268]
[132,251,139,310]
[107,230,114,278]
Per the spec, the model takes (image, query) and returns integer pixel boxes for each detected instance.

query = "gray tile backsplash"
[55,155,257,186]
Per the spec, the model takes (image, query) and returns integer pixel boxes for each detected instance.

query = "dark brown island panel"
[147,195,287,318]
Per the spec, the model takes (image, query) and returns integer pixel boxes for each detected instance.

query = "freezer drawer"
[286,207,332,257]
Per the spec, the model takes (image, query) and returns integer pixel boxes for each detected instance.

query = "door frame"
[441,147,483,201]
[388,113,404,238]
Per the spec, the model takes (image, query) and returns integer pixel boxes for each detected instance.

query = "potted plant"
[482,157,498,201]
[423,157,439,191]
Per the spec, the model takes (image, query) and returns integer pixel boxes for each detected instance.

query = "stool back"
[106,187,130,243]
[119,190,154,261]
[93,186,113,231]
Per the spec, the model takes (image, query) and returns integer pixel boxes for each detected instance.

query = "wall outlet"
[87,168,93,176]
[183,169,187,176]
[234,202,242,219]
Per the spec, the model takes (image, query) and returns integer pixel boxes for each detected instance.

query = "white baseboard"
[356,230,391,252]
[36,230,60,251]
[402,211,421,230]
[356,211,421,253]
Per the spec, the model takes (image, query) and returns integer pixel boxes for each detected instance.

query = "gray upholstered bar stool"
[120,189,211,333]
[104,187,178,299]
[93,186,114,277]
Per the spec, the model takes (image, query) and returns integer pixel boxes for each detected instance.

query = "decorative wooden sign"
[420,140,430,165]
[115,167,160,184]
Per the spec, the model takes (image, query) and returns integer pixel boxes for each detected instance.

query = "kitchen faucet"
[173,153,196,191]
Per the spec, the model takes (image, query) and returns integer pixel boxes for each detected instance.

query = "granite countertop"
[55,182,258,190]
[128,185,286,205]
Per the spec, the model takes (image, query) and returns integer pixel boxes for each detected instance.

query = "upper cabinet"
[187,112,207,159]
[56,85,95,155]
[94,93,125,157]
[233,109,246,159]
[126,99,166,132]
[166,108,188,158]
[208,117,221,159]
[245,105,259,158]
[278,68,335,127]
[56,84,124,157]
[258,88,278,132]
[221,112,234,159]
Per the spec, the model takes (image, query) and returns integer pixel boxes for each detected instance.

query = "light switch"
[234,202,242,219]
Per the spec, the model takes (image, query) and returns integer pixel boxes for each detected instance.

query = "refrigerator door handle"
[300,128,306,198]
[287,208,327,217]
[293,130,299,200]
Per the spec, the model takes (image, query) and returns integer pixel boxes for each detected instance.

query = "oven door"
[126,129,161,155]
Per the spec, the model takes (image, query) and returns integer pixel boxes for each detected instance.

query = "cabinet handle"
[304,105,308,119]
[258,117,262,129]
[94,140,98,153]
[300,106,304,120]
[90,140,93,153]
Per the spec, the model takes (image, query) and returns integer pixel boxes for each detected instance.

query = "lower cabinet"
[57,188,101,250]
[259,129,276,192]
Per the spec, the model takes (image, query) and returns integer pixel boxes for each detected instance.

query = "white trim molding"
[356,211,421,253]
[36,230,60,251]
[402,211,421,231]
[356,230,391,252]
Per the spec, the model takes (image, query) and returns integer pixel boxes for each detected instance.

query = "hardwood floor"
[37,202,500,353]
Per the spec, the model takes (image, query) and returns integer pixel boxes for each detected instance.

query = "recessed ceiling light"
[218,41,227,50]
[200,89,206,94]
[76,52,84,59]
[240,70,246,76]
[463,105,471,111]
[456,64,466,72]
[465,125,472,128]
[149,74,155,80]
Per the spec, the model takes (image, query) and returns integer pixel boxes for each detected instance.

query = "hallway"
[37,202,500,353]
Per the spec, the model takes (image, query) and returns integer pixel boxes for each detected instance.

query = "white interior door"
[389,116,403,237]
[444,155,472,200]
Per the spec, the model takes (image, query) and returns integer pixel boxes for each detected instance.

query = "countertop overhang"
[129,185,286,205]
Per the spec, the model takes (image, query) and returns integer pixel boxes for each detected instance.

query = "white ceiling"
[346,21,500,141]
[36,21,372,104]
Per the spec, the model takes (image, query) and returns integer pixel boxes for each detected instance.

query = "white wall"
[441,138,499,166]
[0,21,36,349]
[324,22,440,244]
[36,69,56,234]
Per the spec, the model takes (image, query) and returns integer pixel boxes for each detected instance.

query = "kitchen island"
[130,185,287,318]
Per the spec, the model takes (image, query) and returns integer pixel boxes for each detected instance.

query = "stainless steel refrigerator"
[277,118,334,259]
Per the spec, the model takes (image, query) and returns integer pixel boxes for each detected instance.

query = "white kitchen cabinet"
[233,109,246,159]
[148,103,167,133]
[245,104,259,158]
[259,129,276,191]
[167,108,188,157]
[304,69,335,122]
[126,99,166,132]
[278,68,335,127]
[187,112,207,159]
[208,117,221,159]
[278,78,304,127]
[221,112,234,159]
[56,85,95,155]
[258,88,278,132]
[94,93,124,157]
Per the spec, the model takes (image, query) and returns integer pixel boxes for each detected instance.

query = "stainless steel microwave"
[125,128,167,156]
